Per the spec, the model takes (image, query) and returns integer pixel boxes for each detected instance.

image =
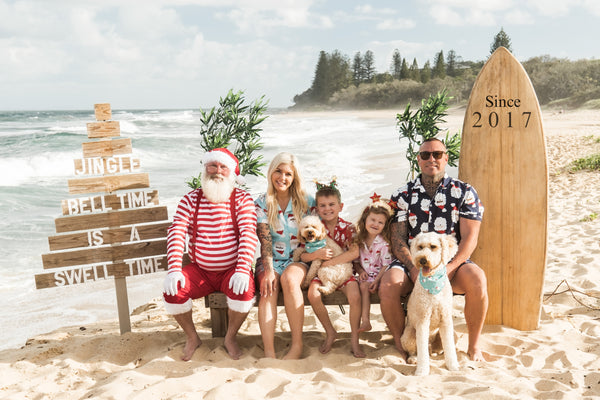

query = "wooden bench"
[204,291,381,337]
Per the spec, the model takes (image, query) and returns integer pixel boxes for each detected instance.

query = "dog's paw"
[414,365,430,376]
[317,285,336,295]
[446,358,459,371]
[407,355,417,365]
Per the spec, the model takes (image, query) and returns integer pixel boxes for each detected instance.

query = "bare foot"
[319,331,337,354]
[224,335,243,360]
[263,349,276,359]
[181,335,201,361]
[468,348,487,362]
[282,343,303,360]
[393,336,408,362]
[351,342,366,358]
[358,321,372,333]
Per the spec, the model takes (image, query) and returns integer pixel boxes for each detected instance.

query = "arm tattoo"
[257,223,274,272]
[391,221,414,268]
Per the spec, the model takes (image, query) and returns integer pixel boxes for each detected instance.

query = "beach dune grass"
[569,153,600,172]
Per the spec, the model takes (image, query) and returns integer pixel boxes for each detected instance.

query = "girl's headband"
[369,192,397,214]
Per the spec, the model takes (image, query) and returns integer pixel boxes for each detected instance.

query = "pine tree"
[311,51,331,103]
[446,50,460,77]
[391,49,402,80]
[328,50,352,93]
[352,52,363,86]
[400,58,409,80]
[490,27,513,54]
[363,50,376,82]
[409,58,420,81]
[421,60,431,83]
[432,50,446,79]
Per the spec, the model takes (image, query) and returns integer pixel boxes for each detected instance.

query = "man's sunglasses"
[419,151,446,160]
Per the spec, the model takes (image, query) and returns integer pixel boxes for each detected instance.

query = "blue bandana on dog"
[305,238,326,253]
[418,265,447,295]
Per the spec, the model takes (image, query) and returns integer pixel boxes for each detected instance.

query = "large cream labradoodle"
[401,232,460,376]
[292,215,354,295]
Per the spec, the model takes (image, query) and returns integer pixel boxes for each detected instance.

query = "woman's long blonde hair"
[265,152,309,229]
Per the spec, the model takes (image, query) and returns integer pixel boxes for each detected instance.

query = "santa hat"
[202,148,245,185]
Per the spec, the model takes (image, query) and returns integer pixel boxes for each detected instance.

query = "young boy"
[301,182,365,358]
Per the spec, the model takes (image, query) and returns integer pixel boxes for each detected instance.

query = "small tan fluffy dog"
[292,215,354,295]
[401,232,460,376]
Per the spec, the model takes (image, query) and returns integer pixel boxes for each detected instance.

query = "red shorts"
[163,263,255,305]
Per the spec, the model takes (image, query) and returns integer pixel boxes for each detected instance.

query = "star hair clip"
[370,192,398,211]
[369,192,382,203]
[314,176,338,190]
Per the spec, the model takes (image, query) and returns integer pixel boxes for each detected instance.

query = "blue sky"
[1,0,599,110]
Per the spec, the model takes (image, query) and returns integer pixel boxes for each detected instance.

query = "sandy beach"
[2,107,600,399]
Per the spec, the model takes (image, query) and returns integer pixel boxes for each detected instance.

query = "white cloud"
[421,0,592,25]
[525,0,575,17]
[582,0,600,16]
[376,18,417,30]
[218,3,332,36]
[505,9,535,25]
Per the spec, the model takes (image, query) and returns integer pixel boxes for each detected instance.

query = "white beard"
[202,173,235,203]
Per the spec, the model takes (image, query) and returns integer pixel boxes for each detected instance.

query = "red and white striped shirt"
[167,188,258,275]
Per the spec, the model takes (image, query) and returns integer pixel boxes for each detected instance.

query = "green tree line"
[293,29,600,110]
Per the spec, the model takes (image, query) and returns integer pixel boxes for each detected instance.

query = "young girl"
[354,195,393,333]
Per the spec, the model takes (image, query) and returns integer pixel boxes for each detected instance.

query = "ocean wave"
[0,154,74,186]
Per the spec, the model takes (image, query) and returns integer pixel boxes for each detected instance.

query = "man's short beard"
[201,172,235,203]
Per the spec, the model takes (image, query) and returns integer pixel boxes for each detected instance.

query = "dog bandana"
[418,265,447,295]
[305,239,326,253]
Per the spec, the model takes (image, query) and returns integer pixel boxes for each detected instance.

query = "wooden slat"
[55,206,168,233]
[35,253,191,289]
[82,138,132,158]
[95,103,111,121]
[61,190,159,215]
[205,290,382,337]
[42,239,167,269]
[206,290,380,308]
[48,221,171,251]
[36,263,113,288]
[74,155,140,176]
[86,121,120,138]
[68,173,149,195]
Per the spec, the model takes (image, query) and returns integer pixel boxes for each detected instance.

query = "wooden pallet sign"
[459,47,548,330]
[34,103,172,334]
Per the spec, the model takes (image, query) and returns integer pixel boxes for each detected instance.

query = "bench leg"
[210,307,228,337]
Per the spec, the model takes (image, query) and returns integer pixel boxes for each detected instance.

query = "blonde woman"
[254,152,315,359]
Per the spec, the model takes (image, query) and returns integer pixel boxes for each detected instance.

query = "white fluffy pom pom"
[235,175,246,186]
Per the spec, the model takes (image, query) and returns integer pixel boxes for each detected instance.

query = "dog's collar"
[418,265,447,295]
[305,238,326,253]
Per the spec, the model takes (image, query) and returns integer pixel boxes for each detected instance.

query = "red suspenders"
[190,188,239,264]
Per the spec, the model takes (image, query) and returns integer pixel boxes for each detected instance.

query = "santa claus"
[163,148,258,361]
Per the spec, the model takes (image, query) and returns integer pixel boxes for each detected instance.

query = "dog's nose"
[419,258,428,265]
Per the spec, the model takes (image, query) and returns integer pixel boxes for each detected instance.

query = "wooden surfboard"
[458,47,548,331]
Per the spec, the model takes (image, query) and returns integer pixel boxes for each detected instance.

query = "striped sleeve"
[166,189,198,272]
[233,190,259,275]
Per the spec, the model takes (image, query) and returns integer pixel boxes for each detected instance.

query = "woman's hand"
[260,267,277,297]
